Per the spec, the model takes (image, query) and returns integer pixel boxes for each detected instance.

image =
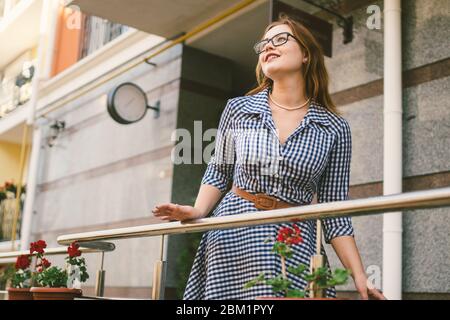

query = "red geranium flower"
[40,258,51,268]
[15,254,31,270]
[67,242,81,258]
[30,240,47,255]
[276,224,303,245]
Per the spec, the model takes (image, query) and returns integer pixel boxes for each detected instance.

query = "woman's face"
[258,24,306,80]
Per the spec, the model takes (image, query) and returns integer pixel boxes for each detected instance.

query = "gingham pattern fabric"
[183,87,354,300]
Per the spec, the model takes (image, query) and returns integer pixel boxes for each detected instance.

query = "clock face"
[107,83,148,124]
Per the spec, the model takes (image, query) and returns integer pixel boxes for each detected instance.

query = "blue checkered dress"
[183,88,354,300]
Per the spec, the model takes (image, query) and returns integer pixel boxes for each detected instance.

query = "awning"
[69,0,249,38]
[68,0,326,90]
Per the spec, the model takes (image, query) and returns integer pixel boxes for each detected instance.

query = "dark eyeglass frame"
[253,32,300,55]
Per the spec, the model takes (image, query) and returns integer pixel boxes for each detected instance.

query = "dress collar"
[242,87,332,127]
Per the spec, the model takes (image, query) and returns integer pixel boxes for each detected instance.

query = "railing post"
[309,220,325,298]
[95,251,106,297]
[151,235,167,300]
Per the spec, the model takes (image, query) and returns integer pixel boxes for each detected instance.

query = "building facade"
[0,0,449,299]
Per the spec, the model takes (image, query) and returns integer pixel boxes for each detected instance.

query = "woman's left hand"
[354,274,387,300]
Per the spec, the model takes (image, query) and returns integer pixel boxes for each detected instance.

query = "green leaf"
[264,236,273,244]
[303,274,315,282]
[330,268,350,285]
[287,264,308,276]
[36,266,68,288]
[243,272,266,290]
[266,275,291,293]
[286,288,306,298]
[272,242,294,259]
[11,269,32,288]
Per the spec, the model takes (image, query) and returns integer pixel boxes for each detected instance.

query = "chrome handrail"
[0,245,115,260]
[57,187,450,244]
[53,186,450,300]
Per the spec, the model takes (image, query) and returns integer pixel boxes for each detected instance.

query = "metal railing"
[0,75,33,119]
[79,15,129,60]
[51,186,450,300]
[0,241,115,298]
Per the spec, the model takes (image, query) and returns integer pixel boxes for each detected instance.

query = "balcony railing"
[0,186,26,242]
[66,186,450,299]
[0,198,22,242]
[0,65,34,119]
[79,15,129,60]
[1,186,450,300]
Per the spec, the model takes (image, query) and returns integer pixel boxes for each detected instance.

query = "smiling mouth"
[265,54,280,62]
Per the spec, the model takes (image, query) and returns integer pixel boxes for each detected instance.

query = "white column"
[19,0,57,248]
[19,126,42,249]
[27,0,53,123]
[383,0,403,300]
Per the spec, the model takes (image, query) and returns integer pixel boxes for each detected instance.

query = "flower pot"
[7,287,33,300]
[30,287,82,300]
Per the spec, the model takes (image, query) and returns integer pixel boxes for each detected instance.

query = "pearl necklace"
[269,94,310,111]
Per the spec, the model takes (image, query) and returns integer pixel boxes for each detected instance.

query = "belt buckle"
[254,193,278,210]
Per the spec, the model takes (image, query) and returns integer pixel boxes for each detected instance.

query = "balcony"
[69,0,274,73]
[0,62,34,120]
[0,0,42,70]
[69,0,247,39]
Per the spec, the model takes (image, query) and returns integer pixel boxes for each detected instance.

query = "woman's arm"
[330,235,365,280]
[318,120,355,243]
[153,99,235,221]
[331,235,386,300]
[152,184,222,221]
[317,120,385,299]
[193,184,223,218]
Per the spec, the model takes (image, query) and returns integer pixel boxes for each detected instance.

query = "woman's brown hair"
[246,14,339,115]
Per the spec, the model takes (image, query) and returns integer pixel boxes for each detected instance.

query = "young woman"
[153,15,386,300]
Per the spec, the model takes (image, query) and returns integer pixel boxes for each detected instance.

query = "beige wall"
[32,43,183,292]
[0,141,29,185]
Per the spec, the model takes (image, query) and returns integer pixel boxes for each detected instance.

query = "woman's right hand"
[152,203,204,222]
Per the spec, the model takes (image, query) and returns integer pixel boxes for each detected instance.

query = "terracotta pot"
[30,287,82,300]
[7,287,33,300]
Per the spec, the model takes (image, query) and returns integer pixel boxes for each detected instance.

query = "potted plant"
[244,224,350,299]
[1,181,26,199]
[65,241,89,289]
[30,241,89,300]
[7,254,33,300]
[4,240,45,299]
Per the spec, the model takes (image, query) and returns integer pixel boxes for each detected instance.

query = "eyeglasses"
[253,32,300,55]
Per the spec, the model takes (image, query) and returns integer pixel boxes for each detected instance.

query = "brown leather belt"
[231,184,296,210]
